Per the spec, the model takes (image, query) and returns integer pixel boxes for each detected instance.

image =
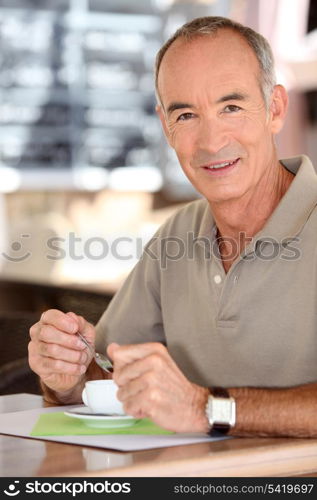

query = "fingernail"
[76,340,86,349]
[80,365,86,374]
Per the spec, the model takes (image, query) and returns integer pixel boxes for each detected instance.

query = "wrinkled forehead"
[157,31,262,105]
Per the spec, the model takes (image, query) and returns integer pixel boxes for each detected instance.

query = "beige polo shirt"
[96,155,317,388]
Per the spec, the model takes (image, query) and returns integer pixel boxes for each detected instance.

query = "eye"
[176,112,195,122]
[223,104,242,113]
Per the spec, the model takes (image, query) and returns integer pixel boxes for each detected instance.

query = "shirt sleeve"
[95,234,165,355]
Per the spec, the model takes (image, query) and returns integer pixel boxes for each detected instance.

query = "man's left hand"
[107,342,209,433]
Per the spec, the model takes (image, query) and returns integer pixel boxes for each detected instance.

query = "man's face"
[157,30,285,204]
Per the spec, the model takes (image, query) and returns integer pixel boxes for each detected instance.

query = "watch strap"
[209,423,231,434]
[209,387,230,399]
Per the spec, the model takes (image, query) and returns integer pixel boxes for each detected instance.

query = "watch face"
[206,395,236,430]
[212,398,232,424]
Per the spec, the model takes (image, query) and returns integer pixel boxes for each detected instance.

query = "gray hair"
[155,16,276,108]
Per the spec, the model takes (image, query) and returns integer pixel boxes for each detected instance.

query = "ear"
[270,84,288,134]
[156,104,173,148]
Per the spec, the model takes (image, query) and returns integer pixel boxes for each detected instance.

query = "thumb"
[107,342,120,362]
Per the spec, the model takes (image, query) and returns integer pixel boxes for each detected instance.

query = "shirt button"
[214,274,222,284]
[233,276,238,284]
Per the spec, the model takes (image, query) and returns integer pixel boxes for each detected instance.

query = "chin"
[203,189,243,204]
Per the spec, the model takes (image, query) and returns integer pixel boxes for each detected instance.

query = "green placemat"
[31,412,173,436]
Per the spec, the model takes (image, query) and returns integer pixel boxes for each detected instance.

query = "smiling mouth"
[202,158,240,171]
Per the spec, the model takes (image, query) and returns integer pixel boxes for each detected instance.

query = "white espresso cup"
[82,380,124,415]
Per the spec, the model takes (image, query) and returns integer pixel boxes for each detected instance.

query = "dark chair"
[0,311,41,395]
[0,311,39,365]
[0,279,113,325]
[52,287,112,325]
[0,357,41,395]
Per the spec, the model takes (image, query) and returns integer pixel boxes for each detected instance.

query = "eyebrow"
[216,92,249,103]
[166,92,249,116]
[166,102,193,115]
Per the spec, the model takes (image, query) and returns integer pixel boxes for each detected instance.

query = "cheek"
[168,122,197,152]
[231,114,270,147]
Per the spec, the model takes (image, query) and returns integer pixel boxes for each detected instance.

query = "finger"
[38,325,86,351]
[28,343,86,377]
[38,355,86,377]
[108,342,168,369]
[66,312,95,344]
[40,309,79,334]
[117,369,157,402]
[122,386,160,420]
[30,321,83,352]
[106,342,119,363]
[114,353,166,386]
[38,341,89,365]
[29,321,42,341]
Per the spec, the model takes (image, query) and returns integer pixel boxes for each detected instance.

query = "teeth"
[207,160,236,170]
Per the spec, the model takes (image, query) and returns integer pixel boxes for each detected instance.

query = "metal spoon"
[77,332,113,373]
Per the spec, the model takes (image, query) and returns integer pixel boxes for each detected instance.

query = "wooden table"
[1,394,317,477]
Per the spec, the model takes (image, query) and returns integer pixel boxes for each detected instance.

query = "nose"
[196,117,229,154]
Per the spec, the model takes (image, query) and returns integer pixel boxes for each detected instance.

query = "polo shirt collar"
[197,155,317,251]
[254,155,317,243]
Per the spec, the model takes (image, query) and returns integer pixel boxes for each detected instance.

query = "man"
[28,17,317,437]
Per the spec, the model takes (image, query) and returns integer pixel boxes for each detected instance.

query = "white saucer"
[64,406,137,429]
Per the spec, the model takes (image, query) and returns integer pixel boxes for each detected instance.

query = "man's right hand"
[28,309,95,394]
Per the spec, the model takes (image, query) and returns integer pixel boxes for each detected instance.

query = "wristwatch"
[205,387,236,435]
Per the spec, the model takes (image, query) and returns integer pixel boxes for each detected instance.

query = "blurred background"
[0,0,316,393]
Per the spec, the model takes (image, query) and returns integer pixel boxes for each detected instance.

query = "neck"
[210,159,294,271]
